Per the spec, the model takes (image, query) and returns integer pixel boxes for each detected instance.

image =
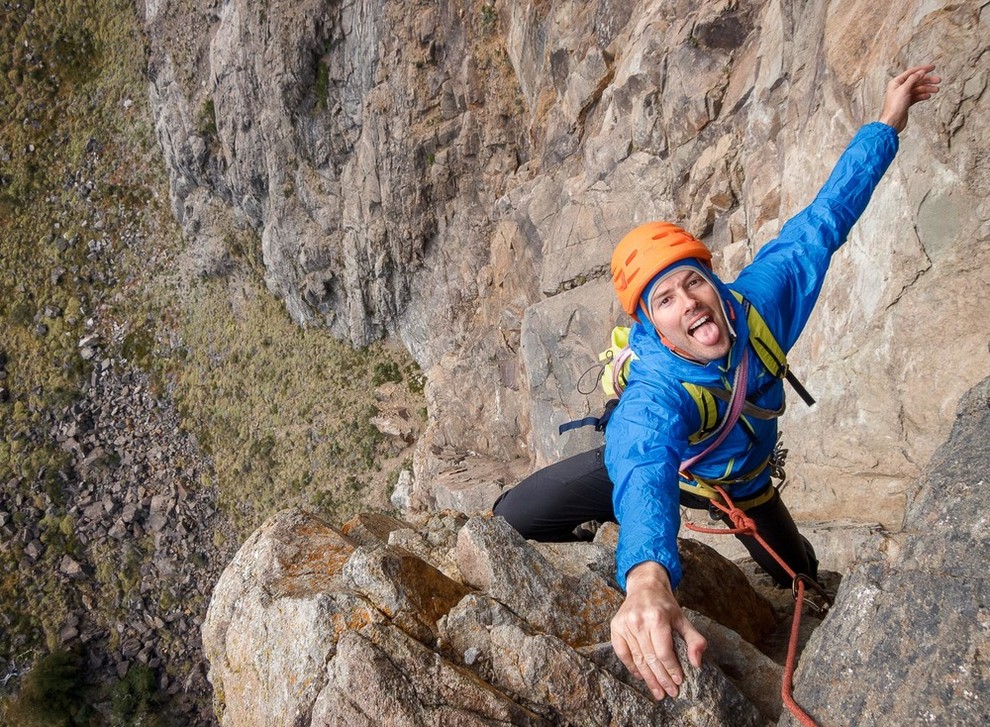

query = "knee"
[492,488,535,537]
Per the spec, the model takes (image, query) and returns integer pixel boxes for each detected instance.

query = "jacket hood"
[627,259,749,386]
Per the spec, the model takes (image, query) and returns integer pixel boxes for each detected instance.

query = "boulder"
[456,515,623,647]
[202,510,362,727]
[440,593,766,727]
[310,623,546,727]
[676,538,777,646]
[783,377,990,725]
[204,507,787,725]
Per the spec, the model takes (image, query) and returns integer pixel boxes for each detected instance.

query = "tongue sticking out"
[690,319,721,347]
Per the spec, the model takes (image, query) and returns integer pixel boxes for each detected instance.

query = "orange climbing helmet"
[611,221,713,319]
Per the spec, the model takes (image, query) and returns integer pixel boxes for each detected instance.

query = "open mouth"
[688,315,712,335]
[687,314,720,346]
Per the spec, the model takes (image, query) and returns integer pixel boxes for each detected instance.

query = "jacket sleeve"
[734,122,899,350]
[605,386,692,591]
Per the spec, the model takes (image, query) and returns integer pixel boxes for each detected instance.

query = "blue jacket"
[604,123,899,591]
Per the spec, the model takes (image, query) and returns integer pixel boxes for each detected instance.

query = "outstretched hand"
[610,561,707,700]
[878,65,941,134]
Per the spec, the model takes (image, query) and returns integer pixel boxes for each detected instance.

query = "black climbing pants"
[492,445,818,588]
[493,446,616,541]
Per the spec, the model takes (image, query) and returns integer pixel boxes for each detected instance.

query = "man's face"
[647,267,731,362]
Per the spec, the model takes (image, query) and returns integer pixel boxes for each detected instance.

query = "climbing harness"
[685,485,833,727]
[597,291,815,405]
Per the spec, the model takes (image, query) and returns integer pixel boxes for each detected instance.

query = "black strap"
[558,416,603,435]
[741,297,815,407]
[786,370,816,406]
[558,398,619,435]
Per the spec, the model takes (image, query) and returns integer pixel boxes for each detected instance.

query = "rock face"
[145,0,990,534]
[205,378,990,725]
[203,510,786,726]
[783,376,990,726]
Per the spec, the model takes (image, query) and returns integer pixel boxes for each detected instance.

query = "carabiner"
[792,573,833,616]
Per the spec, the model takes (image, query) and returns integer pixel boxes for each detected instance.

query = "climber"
[493,64,940,702]
[608,64,939,702]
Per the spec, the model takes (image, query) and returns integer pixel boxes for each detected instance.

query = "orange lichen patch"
[328,604,382,645]
[394,551,471,627]
[565,584,624,647]
[345,607,378,631]
[269,512,357,598]
[341,512,411,547]
[533,87,557,132]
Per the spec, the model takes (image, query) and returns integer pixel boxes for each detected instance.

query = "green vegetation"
[2,649,93,727]
[196,99,218,144]
[479,2,498,34]
[1,0,427,720]
[120,326,156,372]
[2,650,170,727]
[405,360,427,395]
[372,360,403,386]
[0,0,155,435]
[314,59,331,111]
[170,271,418,534]
[109,664,168,727]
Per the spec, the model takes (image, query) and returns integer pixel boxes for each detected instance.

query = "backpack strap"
[732,291,815,407]
[682,383,721,445]
[558,398,619,435]
[600,326,634,397]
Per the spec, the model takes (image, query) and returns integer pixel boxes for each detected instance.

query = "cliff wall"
[145,0,990,531]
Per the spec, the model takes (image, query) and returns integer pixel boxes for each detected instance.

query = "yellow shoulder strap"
[600,326,633,397]
[730,290,787,379]
[682,383,720,444]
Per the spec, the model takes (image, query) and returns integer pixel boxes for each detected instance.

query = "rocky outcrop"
[204,377,990,726]
[145,0,990,536]
[203,509,796,726]
[783,376,990,725]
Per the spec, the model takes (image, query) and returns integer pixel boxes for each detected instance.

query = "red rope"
[685,486,820,727]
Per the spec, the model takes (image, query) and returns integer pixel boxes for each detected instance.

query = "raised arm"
[735,64,941,349]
